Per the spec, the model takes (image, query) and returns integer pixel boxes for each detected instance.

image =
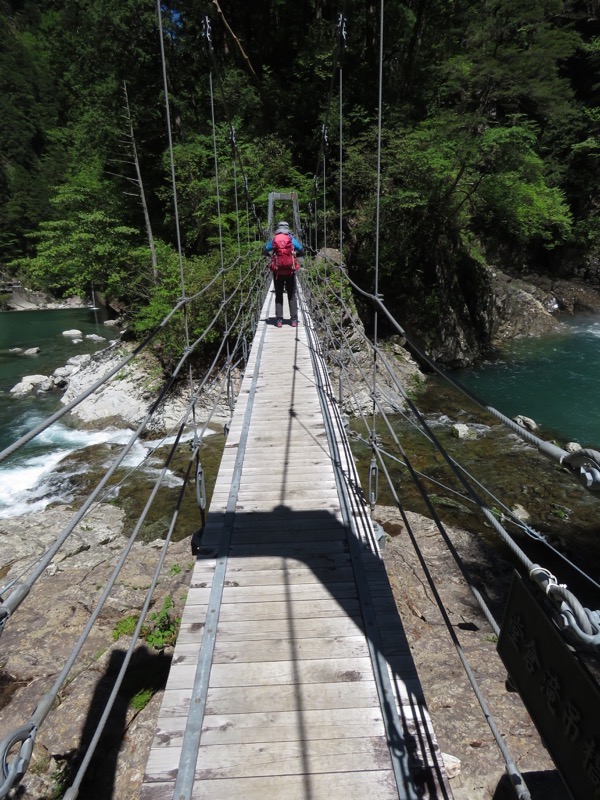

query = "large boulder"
[10,374,48,395]
[486,269,563,344]
[61,346,149,426]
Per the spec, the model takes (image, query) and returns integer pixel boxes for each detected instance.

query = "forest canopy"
[1,0,599,360]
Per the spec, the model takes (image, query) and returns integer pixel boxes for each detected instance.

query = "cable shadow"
[56,647,172,800]
[493,769,570,800]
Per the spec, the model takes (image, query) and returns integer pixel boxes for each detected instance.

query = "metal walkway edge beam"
[140,284,451,799]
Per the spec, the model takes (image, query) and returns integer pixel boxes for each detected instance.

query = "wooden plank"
[141,770,399,800]
[204,680,382,714]
[165,656,375,690]
[216,581,359,603]
[220,541,350,557]
[224,553,353,572]
[232,487,340,499]
[194,736,393,779]
[231,499,341,513]
[144,736,393,781]
[220,565,356,586]
[175,634,370,664]
[217,654,371,686]
[192,615,365,642]
[201,528,345,546]
[203,514,345,532]
[150,706,386,748]
[220,597,360,620]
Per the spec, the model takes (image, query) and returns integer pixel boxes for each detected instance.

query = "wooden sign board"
[497,572,600,800]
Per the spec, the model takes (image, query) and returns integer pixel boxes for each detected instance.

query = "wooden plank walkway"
[141,286,451,799]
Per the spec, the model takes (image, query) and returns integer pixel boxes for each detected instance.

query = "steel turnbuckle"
[369,457,379,508]
[195,460,206,512]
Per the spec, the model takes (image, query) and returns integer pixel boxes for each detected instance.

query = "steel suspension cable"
[338,18,345,402]
[0,271,263,794]
[1,419,191,800]
[340,269,600,493]
[304,261,600,645]
[157,0,199,440]
[203,16,262,235]
[369,0,385,519]
[302,279,531,797]
[0,265,262,633]
[376,452,532,799]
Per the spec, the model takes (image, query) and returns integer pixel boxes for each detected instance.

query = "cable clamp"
[190,433,201,451]
[562,447,600,491]
[0,723,36,798]
[529,565,557,592]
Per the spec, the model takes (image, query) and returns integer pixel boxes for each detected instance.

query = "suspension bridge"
[0,3,599,799]
[139,286,448,799]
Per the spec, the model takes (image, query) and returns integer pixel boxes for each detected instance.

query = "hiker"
[264,220,303,328]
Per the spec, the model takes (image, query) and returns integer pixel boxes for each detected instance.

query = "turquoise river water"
[1,307,599,584]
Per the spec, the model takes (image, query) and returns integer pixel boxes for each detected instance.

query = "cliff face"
[404,262,600,368]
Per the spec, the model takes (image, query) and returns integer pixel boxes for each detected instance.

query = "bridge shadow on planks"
[184,506,451,800]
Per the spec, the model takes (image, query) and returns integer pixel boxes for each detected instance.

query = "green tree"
[16,161,147,299]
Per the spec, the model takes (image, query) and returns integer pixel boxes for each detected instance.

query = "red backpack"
[270,232,297,275]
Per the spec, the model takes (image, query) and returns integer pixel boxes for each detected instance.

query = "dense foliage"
[1,0,599,362]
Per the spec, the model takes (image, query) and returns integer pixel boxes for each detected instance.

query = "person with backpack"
[264,220,303,328]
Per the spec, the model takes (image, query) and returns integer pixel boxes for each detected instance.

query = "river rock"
[67,353,92,368]
[451,423,477,440]
[58,343,232,432]
[10,374,48,395]
[23,347,40,355]
[63,328,83,337]
[7,288,50,310]
[62,361,148,425]
[9,347,23,353]
[565,441,582,453]
[0,503,195,799]
[53,365,75,378]
[85,334,106,342]
[513,414,537,431]
[511,503,531,522]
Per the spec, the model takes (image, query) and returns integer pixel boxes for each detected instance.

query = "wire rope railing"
[300,270,532,797]
[3,1,599,797]
[303,257,600,647]
[298,5,600,795]
[0,261,269,794]
[0,4,271,791]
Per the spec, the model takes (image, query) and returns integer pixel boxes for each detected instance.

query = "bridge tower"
[267,191,301,235]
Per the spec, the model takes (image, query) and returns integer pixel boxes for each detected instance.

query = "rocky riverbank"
[377,506,571,800]
[0,502,573,799]
[0,503,196,799]
[1,273,596,797]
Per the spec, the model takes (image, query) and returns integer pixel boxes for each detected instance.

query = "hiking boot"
[291,319,297,328]
[276,319,283,328]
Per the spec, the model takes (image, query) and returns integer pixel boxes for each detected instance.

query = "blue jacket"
[264,234,303,255]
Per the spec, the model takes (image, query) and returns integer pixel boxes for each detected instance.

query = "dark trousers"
[274,273,297,321]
